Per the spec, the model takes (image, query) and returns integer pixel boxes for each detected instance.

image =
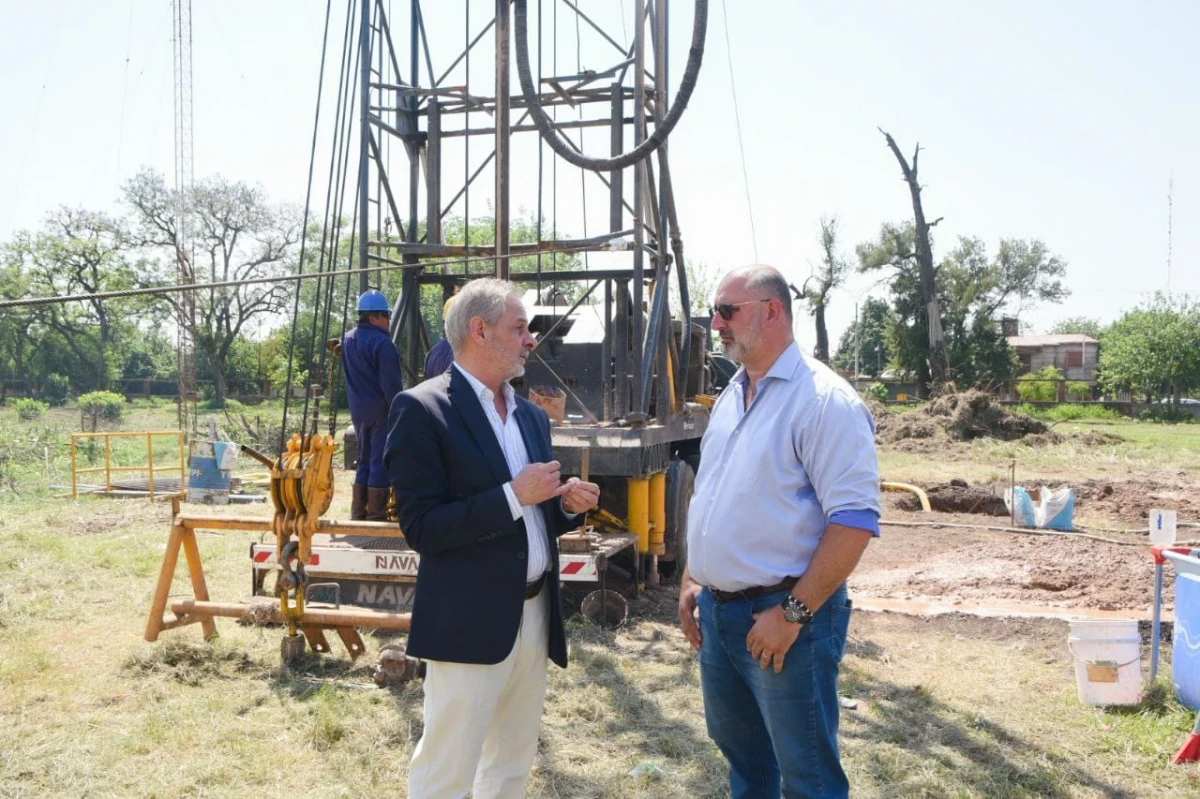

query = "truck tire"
[659,457,695,578]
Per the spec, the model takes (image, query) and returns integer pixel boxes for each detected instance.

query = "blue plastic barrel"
[187,440,236,503]
[1174,571,1200,710]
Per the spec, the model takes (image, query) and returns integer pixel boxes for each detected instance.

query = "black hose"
[512,0,708,172]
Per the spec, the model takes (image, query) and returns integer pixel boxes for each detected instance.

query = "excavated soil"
[852,509,1165,611]
[852,478,1200,613]
[891,476,1200,527]
[623,476,1200,619]
[893,482,1010,516]
[872,391,1054,445]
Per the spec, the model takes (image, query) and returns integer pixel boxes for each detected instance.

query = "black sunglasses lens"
[713,304,734,321]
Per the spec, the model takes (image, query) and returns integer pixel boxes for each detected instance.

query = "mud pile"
[872,390,1054,445]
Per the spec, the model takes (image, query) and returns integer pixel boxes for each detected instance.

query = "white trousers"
[407,589,550,799]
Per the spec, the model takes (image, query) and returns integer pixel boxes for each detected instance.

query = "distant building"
[1006,334,1099,381]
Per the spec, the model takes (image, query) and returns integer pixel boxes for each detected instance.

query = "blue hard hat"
[357,290,391,313]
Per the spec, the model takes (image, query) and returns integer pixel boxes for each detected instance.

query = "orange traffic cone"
[1172,712,1200,765]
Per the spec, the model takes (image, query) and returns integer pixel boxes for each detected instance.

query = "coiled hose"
[512,0,709,171]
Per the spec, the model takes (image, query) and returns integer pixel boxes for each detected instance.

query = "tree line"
[0,168,577,408]
[2,145,1193,410]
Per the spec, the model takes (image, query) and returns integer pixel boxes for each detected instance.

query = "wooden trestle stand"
[145,497,412,661]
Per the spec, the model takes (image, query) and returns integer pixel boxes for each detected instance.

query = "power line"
[720,0,758,262]
[0,244,604,312]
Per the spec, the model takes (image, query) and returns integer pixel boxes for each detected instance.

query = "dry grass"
[3,407,1200,796]
[3,488,1200,798]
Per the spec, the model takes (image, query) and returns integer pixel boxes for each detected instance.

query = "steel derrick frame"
[359,0,690,424]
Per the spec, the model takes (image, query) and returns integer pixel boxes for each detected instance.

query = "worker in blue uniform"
[342,289,405,520]
[422,294,457,381]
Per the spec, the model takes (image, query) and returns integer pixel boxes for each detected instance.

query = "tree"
[798,217,848,363]
[937,236,1065,387]
[833,297,893,377]
[858,226,1066,390]
[878,130,946,395]
[1099,294,1200,402]
[0,259,33,399]
[411,214,580,348]
[856,222,932,390]
[1051,316,1104,339]
[679,258,718,319]
[124,169,301,407]
[3,207,147,393]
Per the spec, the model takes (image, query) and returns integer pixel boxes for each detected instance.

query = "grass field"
[3,400,1200,796]
[879,417,1200,488]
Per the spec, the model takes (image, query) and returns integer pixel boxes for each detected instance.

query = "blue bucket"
[1175,571,1200,710]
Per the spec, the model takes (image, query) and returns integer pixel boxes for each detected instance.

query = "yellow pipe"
[628,476,650,554]
[881,481,932,512]
[649,471,666,555]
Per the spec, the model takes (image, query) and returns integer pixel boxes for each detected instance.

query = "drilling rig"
[150,0,717,662]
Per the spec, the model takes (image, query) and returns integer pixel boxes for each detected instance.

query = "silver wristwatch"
[781,594,814,625]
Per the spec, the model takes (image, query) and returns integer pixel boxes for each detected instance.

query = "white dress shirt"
[453,364,550,581]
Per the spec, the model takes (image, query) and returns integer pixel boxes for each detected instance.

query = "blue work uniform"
[423,337,454,381]
[342,322,404,487]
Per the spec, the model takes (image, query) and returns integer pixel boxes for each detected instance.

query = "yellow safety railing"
[70,431,187,499]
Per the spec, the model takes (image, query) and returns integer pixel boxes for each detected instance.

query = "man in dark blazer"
[385,278,599,799]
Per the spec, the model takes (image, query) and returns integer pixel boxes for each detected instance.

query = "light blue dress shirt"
[686,342,882,593]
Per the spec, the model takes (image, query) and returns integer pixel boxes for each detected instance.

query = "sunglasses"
[709,299,771,321]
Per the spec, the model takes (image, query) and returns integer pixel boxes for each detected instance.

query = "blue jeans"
[699,584,852,799]
[354,415,389,488]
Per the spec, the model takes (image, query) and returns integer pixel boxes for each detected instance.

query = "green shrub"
[78,390,127,430]
[1013,403,1050,420]
[42,374,70,406]
[861,383,889,404]
[1015,366,1064,402]
[1139,404,1194,424]
[15,398,49,420]
[1065,381,1092,401]
[128,396,172,409]
[1044,404,1123,422]
[199,397,244,411]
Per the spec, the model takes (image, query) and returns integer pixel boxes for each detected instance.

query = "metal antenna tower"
[173,0,198,432]
[1167,174,1173,295]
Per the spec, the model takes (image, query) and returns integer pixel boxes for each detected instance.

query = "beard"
[489,337,527,382]
[721,314,763,364]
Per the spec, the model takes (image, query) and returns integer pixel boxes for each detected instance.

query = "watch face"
[783,596,811,624]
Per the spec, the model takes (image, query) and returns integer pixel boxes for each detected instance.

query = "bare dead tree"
[797,216,848,364]
[879,128,948,395]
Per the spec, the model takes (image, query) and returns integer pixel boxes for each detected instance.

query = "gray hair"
[729,264,793,323]
[444,278,520,356]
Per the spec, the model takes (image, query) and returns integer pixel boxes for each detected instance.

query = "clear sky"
[1,1,1196,354]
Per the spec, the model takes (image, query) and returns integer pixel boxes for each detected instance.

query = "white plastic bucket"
[1067,619,1142,706]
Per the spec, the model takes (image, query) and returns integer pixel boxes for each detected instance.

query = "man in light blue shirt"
[678,264,881,799]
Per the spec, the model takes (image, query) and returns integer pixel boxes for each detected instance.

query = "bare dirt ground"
[608,467,1200,623]
[857,478,1200,613]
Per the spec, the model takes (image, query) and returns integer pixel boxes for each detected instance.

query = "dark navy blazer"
[383,367,575,667]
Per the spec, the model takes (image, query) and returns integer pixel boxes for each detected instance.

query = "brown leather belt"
[524,572,547,600]
[709,577,799,604]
